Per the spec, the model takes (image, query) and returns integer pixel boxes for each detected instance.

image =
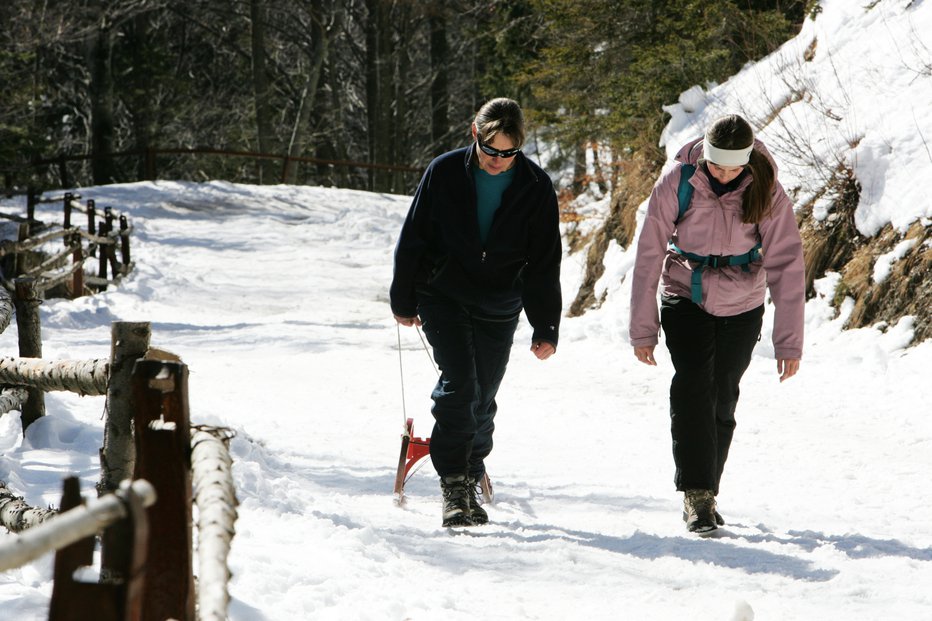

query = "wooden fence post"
[15,221,29,276]
[144,147,156,181]
[63,192,73,231]
[87,199,97,257]
[71,235,85,299]
[105,207,120,276]
[119,215,131,269]
[97,216,109,289]
[47,477,151,621]
[132,359,195,621]
[13,277,45,430]
[27,187,37,223]
[99,322,151,582]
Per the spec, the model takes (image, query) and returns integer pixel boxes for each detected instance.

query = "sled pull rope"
[415,325,440,378]
[396,323,440,428]
[396,323,409,427]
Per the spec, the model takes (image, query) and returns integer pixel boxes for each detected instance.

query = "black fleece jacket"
[390,145,562,346]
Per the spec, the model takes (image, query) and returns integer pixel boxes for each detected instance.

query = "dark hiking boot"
[683,489,718,533]
[467,476,488,525]
[714,509,725,526]
[440,475,472,527]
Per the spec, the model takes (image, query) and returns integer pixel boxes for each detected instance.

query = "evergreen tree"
[524,0,804,168]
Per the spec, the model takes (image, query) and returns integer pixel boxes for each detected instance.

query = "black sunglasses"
[477,135,520,159]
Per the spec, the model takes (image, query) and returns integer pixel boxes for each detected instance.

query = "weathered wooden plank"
[132,359,195,621]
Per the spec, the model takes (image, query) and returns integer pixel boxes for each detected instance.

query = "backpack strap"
[675,164,696,224]
[670,242,763,304]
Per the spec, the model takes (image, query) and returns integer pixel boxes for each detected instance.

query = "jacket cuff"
[630,335,659,348]
[390,301,417,319]
[773,347,802,360]
[532,325,559,347]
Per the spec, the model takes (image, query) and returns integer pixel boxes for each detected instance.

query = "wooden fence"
[1,191,134,300]
[0,322,236,621]
[7,146,424,194]
[0,302,238,614]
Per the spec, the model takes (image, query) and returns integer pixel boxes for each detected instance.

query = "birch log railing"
[0,321,239,621]
[1,190,135,297]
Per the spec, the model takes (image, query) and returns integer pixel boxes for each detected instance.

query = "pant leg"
[711,304,763,493]
[661,297,718,491]
[467,314,519,479]
[417,296,479,478]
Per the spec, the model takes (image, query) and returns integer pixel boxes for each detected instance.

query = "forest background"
[0,0,808,193]
[2,0,927,343]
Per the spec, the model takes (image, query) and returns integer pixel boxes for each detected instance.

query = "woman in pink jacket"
[629,114,805,534]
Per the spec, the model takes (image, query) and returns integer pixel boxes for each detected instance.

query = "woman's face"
[472,125,518,175]
[707,161,745,184]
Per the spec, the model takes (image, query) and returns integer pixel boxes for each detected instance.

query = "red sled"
[393,417,494,507]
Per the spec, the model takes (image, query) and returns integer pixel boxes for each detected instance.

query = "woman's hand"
[777,358,800,382]
[633,345,657,366]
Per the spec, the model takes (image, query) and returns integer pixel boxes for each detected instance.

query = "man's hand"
[777,358,800,382]
[633,345,657,366]
[531,341,555,360]
[394,314,422,327]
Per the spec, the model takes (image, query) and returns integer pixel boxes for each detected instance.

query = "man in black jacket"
[390,98,562,527]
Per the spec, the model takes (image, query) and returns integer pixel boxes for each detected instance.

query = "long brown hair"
[705,114,774,223]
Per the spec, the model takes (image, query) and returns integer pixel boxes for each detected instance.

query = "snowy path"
[1,181,929,620]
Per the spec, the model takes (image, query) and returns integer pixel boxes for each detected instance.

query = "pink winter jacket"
[629,137,805,359]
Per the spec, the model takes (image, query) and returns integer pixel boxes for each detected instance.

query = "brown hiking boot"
[683,489,718,533]
[466,476,488,525]
[440,475,472,527]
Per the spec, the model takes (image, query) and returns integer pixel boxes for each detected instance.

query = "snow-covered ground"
[1,0,931,619]
[0,176,928,620]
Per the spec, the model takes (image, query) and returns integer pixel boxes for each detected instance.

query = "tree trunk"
[573,141,588,195]
[126,12,157,181]
[327,58,351,188]
[365,0,393,192]
[284,0,331,185]
[393,2,410,193]
[250,0,277,183]
[86,21,117,185]
[428,2,449,157]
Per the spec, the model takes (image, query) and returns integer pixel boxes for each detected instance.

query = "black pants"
[418,294,519,479]
[660,296,763,494]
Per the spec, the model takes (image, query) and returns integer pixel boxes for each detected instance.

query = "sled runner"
[393,417,494,507]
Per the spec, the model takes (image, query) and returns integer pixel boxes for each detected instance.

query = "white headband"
[703,141,753,166]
